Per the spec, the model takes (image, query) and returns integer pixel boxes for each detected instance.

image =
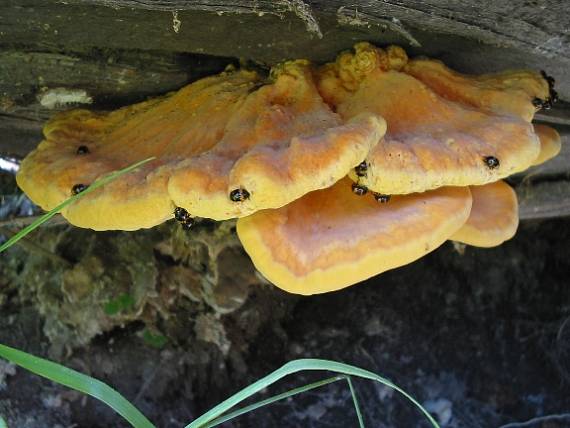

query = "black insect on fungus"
[532,97,544,109]
[174,206,190,223]
[373,193,391,204]
[71,183,88,195]
[483,156,500,170]
[541,70,556,87]
[535,71,558,110]
[549,89,559,104]
[230,188,250,202]
[76,145,90,155]
[351,183,368,196]
[354,161,368,177]
[173,206,195,229]
[181,218,195,230]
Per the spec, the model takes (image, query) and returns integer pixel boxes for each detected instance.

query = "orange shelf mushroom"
[17,62,385,230]
[17,68,260,230]
[15,41,561,294]
[317,43,547,195]
[167,61,385,220]
[404,58,552,122]
[237,179,472,295]
[451,181,518,248]
[532,124,562,166]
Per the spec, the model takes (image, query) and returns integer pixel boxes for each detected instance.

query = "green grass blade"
[347,376,365,428]
[0,157,155,253]
[203,375,345,428]
[0,343,154,428]
[186,358,440,428]
[0,415,7,428]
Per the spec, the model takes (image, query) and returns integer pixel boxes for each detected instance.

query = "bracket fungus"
[317,43,546,195]
[237,179,472,295]
[532,124,562,166]
[451,181,518,248]
[17,62,385,229]
[167,61,385,220]
[15,42,562,294]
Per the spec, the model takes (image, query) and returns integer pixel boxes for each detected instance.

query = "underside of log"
[1,0,569,219]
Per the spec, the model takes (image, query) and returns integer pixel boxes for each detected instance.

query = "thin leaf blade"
[0,157,155,253]
[204,375,346,428]
[0,343,154,428]
[347,376,365,428]
[186,358,440,428]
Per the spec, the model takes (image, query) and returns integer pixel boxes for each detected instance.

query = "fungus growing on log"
[17,62,385,230]
[317,43,546,195]
[451,181,518,248]
[14,41,562,294]
[237,179,472,295]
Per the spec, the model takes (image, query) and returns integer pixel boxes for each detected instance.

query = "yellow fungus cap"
[316,43,541,195]
[451,180,518,248]
[532,124,562,166]
[17,63,385,230]
[237,179,472,295]
[405,58,550,122]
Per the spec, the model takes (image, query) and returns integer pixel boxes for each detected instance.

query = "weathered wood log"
[1,0,568,219]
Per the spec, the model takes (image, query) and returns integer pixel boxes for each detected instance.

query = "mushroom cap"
[237,178,472,295]
[317,43,541,195]
[532,124,562,166]
[404,57,550,122]
[17,69,259,230]
[451,180,518,248]
[17,62,385,230]
[168,61,386,220]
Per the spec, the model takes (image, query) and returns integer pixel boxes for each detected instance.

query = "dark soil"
[1,217,569,428]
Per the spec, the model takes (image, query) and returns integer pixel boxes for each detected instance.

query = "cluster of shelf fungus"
[17,43,561,295]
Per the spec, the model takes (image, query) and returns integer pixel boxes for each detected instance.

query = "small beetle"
[532,97,544,109]
[229,188,250,202]
[483,156,500,170]
[351,183,368,196]
[181,218,195,230]
[174,207,190,222]
[373,193,391,203]
[354,161,368,178]
[76,145,90,155]
[541,70,556,87]
[71,183,88,195]
[173,207,194,229]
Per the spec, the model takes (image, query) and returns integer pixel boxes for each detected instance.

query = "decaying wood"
[0,0,568,219]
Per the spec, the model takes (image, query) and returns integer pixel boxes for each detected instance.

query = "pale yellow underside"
[451,180,518,247]
[532,124,562,166]
[237,181,472,295]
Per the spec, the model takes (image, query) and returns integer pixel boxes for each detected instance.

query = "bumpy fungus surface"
[237,179,472,295]
[532,124,562,166]
[168,61,385,220]
[451,181,518,248]
[404,58,550,122]
[17,69,258,230]
[17,62,385,229]
[317,43,546,195]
